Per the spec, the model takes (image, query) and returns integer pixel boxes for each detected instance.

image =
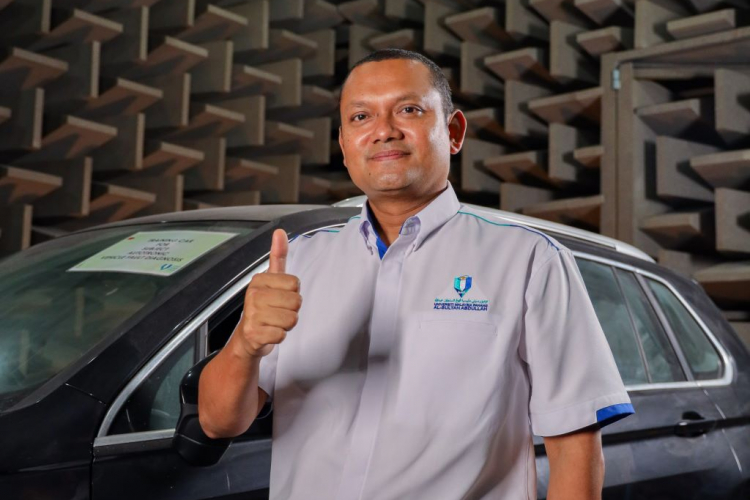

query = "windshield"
[0,220,263,411]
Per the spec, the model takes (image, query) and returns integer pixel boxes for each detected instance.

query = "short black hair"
[339,49,454,118]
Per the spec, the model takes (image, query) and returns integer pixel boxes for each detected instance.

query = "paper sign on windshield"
[68,230,238,277]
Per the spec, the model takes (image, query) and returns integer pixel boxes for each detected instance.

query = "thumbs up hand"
[230,229,302,360]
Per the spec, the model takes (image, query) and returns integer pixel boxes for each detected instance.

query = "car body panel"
[0,384,104,499]
[92,437,271,500]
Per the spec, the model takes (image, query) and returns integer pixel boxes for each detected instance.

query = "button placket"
[334,231,417,500]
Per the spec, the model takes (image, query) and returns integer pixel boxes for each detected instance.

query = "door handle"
[674,411,715,438]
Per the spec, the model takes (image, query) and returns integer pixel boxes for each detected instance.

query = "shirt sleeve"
[520,246,634,436]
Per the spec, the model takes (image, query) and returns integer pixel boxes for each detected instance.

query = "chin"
[368,176,416,193]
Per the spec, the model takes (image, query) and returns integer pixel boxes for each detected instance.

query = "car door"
[592,256,742,500]
[535,251,738,499]
[90,218,351,500]
[90,259,274,500]
[639,274,747,498]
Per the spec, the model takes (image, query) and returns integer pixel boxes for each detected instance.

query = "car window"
[208,296,243,354]
[646,279,722,381]
[108,295,272,439]
[575,258,648,385]
[615,269,686,383]
[0,220,261,412]
[109,335,196,434]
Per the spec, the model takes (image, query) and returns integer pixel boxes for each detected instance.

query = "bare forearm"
[547,458,603,500]
[198,335,263,439]
[197,228,297,439]
[545,427,604,500]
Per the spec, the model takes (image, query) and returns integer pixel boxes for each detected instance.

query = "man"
[198,49,634,499]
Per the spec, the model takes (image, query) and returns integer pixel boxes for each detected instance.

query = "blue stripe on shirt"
[456,211,560,251]
[596,403,635,428]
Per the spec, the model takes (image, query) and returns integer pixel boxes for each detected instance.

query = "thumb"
[268,228,288,274]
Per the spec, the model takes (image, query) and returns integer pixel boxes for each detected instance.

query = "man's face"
[338,59,466,200]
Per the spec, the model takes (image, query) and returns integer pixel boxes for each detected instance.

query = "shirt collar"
[357,180,461,256]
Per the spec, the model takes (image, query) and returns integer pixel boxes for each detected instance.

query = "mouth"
[370,150,410,161]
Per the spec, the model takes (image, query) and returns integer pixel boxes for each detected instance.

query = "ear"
[338,126,347,167]
[447,109,467,155]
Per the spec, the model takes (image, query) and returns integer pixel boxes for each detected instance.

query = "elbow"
[197,401,251,439]
[196,363,236,439]
[197,408,222,439]
[198,411,237,440]
[197,393,232,439]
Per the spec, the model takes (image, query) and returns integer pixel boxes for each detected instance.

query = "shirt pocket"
[391,314,501,428]
[419,317,497,336]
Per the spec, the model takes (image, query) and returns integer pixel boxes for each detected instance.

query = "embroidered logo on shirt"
[434,275,489,311]
[454,275,472,297]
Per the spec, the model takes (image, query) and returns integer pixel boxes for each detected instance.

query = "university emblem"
[433,275,489,312]
[454,275,472,298]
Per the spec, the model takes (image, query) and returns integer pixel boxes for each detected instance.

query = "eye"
[352,113,367,122]
[402,106,422,115]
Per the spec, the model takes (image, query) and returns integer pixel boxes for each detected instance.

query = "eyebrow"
[346,92,426,110]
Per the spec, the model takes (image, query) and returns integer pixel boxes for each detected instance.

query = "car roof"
[77,198,654,263]
[80,204,331,228]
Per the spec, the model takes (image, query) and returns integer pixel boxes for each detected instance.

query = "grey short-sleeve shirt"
[254,181,633,500]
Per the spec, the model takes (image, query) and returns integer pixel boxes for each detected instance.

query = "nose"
[372,113,404,143]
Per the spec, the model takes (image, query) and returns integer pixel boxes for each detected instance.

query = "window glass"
[575,258,648,385]
[109,298,272,438]
[110,336,195,434]
[647,279,722,380]
[615,270,685,383]
[0,220,261,412]
[208,298,243,353]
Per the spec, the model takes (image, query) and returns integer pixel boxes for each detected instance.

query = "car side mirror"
[173,350,232,466]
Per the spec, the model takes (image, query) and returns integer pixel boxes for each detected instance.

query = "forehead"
[340,59,439,107]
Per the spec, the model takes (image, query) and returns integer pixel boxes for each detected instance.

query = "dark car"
[1,199,748,500]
